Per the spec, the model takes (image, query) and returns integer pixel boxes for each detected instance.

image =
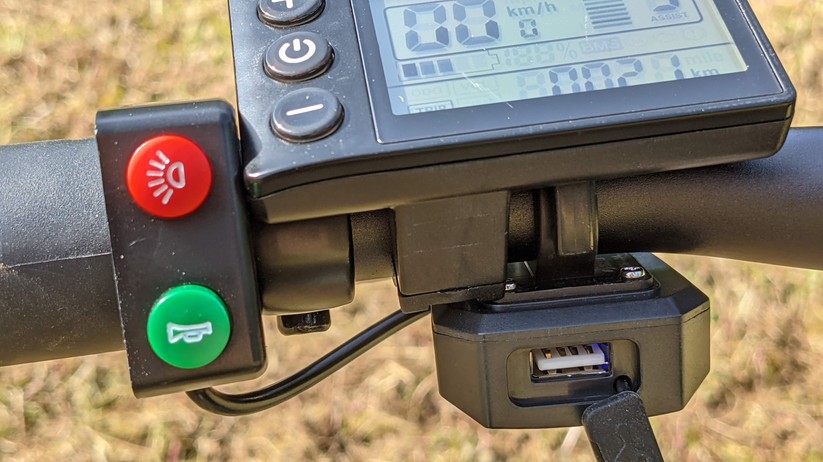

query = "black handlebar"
[2,128,822,366]
[0,139,121,365]
[598,127,823,269]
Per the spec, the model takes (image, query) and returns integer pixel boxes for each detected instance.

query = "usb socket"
[530,343,611,381]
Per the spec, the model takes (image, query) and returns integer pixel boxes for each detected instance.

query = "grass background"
[1,0,823,460]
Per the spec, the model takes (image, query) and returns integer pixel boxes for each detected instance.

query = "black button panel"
[272,88,343,142]
[258,0,324,27]
[230,0,369,175]
[264,31,333,82]
[96,101,267,397]
[251,5,341,142]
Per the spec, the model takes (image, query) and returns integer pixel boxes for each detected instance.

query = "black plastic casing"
[431,254,710,429]
[96,101,266,397]
[230,0,795,224]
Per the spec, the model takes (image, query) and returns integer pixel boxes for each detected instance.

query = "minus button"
[271,88,344,142]
[285,103,325,117]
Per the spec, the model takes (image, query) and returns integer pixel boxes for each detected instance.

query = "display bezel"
[352,0,786,143]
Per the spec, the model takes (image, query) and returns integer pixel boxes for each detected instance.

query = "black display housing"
[229,0,795,224]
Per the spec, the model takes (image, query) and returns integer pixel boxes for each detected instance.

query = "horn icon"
[167,322,214,344]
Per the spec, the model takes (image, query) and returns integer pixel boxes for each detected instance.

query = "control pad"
[231,0,359,150]
[96,101,266,397]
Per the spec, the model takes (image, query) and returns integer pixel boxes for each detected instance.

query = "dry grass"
[1,0,823,460]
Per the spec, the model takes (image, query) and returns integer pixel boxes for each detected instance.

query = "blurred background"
[1,0,822,460]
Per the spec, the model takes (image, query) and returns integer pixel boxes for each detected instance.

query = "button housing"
[229,0,367,173]
[96,101,266,397]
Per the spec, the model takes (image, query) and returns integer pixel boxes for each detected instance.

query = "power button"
[126,135,213,219]
[264,31,333,82]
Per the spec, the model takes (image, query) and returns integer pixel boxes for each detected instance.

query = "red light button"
[126,135,213,219]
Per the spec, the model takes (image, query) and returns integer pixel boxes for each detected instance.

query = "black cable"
[186,309,429,416]
[614,376,633,393]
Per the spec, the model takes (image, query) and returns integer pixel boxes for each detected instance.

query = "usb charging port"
[530,343,611,381]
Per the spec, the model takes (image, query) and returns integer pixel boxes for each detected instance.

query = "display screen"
[367,0,748,115]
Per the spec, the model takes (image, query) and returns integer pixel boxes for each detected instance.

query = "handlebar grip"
[598,127,823,270]
[0,138,122,366]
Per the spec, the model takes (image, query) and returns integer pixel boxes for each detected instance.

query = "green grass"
[1,0,823,460]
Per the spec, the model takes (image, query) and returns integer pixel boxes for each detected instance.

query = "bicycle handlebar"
[2,128,822,366]
[0,139,121,365]
[598,127,823,268]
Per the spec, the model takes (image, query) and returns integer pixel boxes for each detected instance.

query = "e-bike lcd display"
[368,0,747,115]
[355,0,786,143]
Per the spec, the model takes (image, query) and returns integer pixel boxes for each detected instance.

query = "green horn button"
[147,285,232,369]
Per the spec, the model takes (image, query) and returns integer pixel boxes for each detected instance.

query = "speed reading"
[368,0,747,115]
[398,0,501,52]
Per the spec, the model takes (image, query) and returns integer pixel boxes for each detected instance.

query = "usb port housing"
[430,253,711,428]
[530,343,611,381]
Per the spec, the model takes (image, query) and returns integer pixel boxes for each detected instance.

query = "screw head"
[620,266,647,281]
[504,280,518,292]
[278,310,332,336]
